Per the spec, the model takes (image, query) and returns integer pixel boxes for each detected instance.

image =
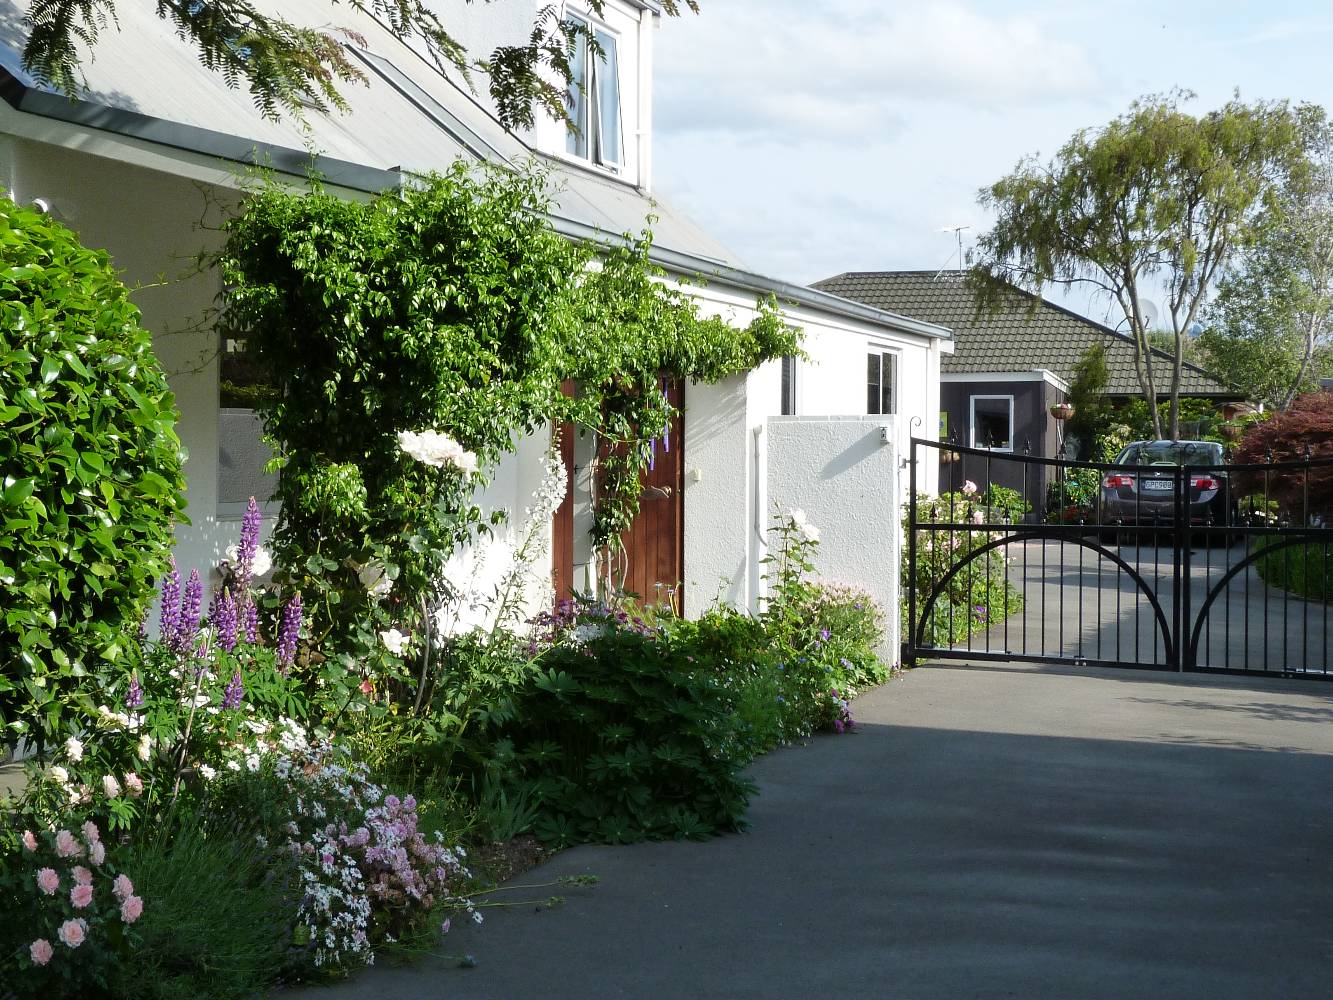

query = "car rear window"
[1117,442,1223,466]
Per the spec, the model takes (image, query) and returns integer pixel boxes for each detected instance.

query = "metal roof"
[814,270,1237,398]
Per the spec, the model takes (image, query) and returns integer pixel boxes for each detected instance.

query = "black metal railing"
[905,437,1333,679]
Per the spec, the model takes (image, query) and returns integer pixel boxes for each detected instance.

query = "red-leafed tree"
[1234,392,1333,517]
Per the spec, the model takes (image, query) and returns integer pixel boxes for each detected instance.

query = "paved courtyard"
[306,662,1333,999]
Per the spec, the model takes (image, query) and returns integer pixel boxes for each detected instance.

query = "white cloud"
[656,1,1103,141]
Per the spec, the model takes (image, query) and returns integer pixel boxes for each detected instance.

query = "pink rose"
[72,866,93,885]
[54,830,81,858]
[29,939,54,966]
[57,918,87,948]
[81,820,99,844]
[113,873,134,902]
[36,868,59,895]
[88,841,106,866]
[21,830,37,852]
[120,895,144,924]
[123,772,144,798]
[70,883,94,909]
[101,774,121,799]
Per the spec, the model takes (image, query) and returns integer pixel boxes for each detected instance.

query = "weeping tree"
[972,92,1314,438]
[20,0,699,126]
[1203,115,1333,410]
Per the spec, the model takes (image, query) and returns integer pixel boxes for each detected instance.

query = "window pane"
[866,353,881,414]
[593,28,621,165]
[781,356,795,415]
[972,397,1012,450]
[881,353,895,415]
[218,333,279,509]
[565,18,588,157]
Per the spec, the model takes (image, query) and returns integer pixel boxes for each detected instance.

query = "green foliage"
[22,1,701,128]
[1065,342,1114,454]
[109,820,297,1000]
[1254,540,1333,601]
[974,91,1315,438]
[486,613,754,847]
[220,164,797,694]
[906,491,1023,647]
[0,197,186,751]
[980,483,1030,522]
[1118,397,1225,444]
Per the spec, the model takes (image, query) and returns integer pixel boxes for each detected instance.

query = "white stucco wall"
[764,417,901,662]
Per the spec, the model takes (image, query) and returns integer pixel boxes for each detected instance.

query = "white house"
[0,0,949,652]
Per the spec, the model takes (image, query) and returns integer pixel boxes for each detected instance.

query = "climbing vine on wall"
[218,162,798,653]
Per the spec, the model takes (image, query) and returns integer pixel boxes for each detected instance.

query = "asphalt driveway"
[301,662,1333,999]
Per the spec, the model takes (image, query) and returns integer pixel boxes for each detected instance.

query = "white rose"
[379,628,411,655]
[357,561,392,599]
[64,737,83,762]
[49,765,69,785]
[101,774,121,799]
[199,764,217,781]
[225,543,272,578]
[137,735,152,762]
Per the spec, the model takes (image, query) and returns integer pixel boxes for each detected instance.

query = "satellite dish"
[1140,299,1159,329]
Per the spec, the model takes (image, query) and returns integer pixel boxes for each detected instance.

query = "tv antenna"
[935,225,971,278]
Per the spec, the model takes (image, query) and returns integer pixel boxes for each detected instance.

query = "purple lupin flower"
[235,497,262,593]
[176,569,203,654]
[221,670,244,710]
[158,557,181,646]
[242,599,259,645]
[211,587,239,653]
[276,592,302,668]
[125,674,144,710]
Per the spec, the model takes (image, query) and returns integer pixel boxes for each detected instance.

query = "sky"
[651,0,1333,325]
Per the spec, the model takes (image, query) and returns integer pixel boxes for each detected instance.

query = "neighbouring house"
[814,270,1241,499]
[0,0,948,649]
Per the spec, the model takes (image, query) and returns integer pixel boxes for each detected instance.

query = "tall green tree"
[972,92,1313,438]
[20,0,699,127]
[1203,116,1333,409]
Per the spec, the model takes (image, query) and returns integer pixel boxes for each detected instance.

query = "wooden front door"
[617,379,685,607]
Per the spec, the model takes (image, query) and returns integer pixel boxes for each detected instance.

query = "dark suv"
[1100,440,1233,531]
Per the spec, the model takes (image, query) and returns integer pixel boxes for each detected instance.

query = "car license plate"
[1142,479,1174,491]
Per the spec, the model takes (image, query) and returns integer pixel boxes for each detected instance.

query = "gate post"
[904,439,918,667]
[1174,463,1192,672]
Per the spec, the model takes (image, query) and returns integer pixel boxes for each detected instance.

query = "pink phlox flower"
[120,895,144,924]
[113,874,134,902]
[70,883,94,909]
[29,938,54,966]
[36,868,60,895]
[54,830,81,858]
[57,918,87,948]
[72,866,93,885]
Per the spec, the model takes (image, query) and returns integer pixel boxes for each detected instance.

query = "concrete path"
[302,662,1333,999]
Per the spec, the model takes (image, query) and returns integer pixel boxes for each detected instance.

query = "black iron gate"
[904,437,1333,679]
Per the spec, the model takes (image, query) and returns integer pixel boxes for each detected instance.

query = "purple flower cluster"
[235,497,262,593]
[221,671,244,710]
[124,674,144,710]
[156,560,206,655]
[243,599,259,645]
[276,593,302,668]
[178,570,203,651]
[528,595,654,648]
[210,587,239,652]
[158,557,181,644]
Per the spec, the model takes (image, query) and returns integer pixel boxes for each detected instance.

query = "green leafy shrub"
[486,598,753,847]
[905,490,1023,647]
[1254,540,1333,600]
[0,197,185,750]
[108,820,297,1000]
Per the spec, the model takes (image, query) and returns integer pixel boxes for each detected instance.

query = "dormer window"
[565,14,622,168]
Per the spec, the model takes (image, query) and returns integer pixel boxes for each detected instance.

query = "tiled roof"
[813,270,1238,398]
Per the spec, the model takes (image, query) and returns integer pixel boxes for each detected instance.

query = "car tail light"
[1191,476,1219,490]
[1104,474,1135,489]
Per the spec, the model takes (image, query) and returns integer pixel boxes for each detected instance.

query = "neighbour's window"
[970,395,1014,451]
[218,333,279,516]
[781,356,797,415]
[866,351,897,415]
[565,14,622,168]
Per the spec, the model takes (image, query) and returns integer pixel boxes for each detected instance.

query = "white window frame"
[866,347,900,416]
[562,9,624,172]
[969,394,1015,452]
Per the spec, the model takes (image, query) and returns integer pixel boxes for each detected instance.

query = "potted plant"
[1050,402,1076,421]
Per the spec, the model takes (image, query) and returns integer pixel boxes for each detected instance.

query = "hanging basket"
[1049,402,1076,421]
